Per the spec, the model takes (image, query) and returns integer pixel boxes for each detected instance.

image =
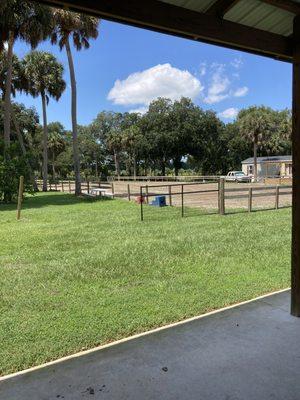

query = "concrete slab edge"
[0,287,290,382]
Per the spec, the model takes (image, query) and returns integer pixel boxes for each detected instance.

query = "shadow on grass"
[140,204,219,223]
[0,192,113,211]
[139,203,291,223]
[225,205,292,215]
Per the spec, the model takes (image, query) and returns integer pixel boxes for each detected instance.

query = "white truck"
[225,171,252,183]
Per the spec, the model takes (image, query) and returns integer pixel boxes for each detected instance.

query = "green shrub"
[0,153,33,203]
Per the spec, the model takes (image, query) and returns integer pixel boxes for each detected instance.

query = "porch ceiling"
[32,0,300,62]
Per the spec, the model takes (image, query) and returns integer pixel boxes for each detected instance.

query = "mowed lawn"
[0,192,291,375]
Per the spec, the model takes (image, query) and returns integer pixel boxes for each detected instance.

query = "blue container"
[151,195,166,207]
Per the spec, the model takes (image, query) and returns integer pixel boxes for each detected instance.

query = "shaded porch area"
[1,290,299,400]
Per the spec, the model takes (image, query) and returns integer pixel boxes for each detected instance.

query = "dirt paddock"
[112,180,292,211]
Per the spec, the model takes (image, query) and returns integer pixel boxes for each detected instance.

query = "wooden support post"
[181,184,184,217]
[169,185,172,206]
[69,180,71,193]
[219,178,225,215]
[61,181,64,192]
[291,15,300,316]
[87,180,90,194]
[111,182,115,199]
[55,181,57,191]
[127,184,131,201]
[248,187,253,212]
[275,185,279,209]
[145,185,149,204]
[16,176,24,220]
[140,186,144,222]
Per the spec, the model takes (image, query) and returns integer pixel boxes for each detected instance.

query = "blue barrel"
[151,195,166,207]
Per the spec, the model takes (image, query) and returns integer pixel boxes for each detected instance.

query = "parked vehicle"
[226,171,252,183]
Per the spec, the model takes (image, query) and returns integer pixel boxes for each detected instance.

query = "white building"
[241,156,292,178]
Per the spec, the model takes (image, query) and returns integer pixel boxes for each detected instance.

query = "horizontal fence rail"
[36,179,114,197]
[135,179,292,221]
[108,175,221,182]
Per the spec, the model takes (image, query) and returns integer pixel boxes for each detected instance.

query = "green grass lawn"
[0,192,291,375]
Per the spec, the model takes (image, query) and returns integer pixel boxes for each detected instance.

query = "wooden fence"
[108,175,220,182]
[136,179,292,221]
[36,179,114,195]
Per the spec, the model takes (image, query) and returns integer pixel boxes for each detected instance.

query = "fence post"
[169,185,172,206]
[181,184,184,217]
[140,186,144,221]
[111,182,115,199]
[248,187,253,212]
[146,185,149,204]
[87,180,90,194]
[49,181,52,191]
[275,185,279,209]
[17,176,24,220]
[99,180,101,188]
[61,181,64,192]
[55,181,57,191]
[127,184,131,201]
[219,178,225,215]
[69,180,71,193]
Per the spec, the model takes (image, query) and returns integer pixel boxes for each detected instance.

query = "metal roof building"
[242,155,293,164]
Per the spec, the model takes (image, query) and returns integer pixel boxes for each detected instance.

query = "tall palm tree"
[237,106,275,181]
[48,122,66,180]
[50,9,99,195]
[23,51,66,191]
[0,0,52,153]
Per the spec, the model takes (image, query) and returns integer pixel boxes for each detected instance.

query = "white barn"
[241,156,292,178]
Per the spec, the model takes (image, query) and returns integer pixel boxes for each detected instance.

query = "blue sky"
[13,19,292,129]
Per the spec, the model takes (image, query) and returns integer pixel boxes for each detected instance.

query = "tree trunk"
[11,106,38,191]
[133,155,137,180]
[253,139,258,182]
[3,32,14,153]
[52,152,56,181]
[41,91,48,192]
[66,38,81,195]
[114,150,120,178]
[95,156,98,179]
[161,160,166,176]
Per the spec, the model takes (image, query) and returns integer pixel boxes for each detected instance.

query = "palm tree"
[107,130,123,178]
[48,122,66,180]
[237,106,275,182]
[121,125,143,179]
[0,0,52,153]
[23,51,66,191]
[50,9,99,195]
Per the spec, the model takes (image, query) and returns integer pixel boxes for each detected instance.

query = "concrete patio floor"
[1,290,300,400]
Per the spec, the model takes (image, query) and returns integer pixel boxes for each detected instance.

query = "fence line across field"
[108,175,221,182]
[138,179,292,221]
[35,178,292,221]
[36,179,114,194]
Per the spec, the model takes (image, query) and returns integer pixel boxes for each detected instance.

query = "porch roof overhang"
[33,0,300,63]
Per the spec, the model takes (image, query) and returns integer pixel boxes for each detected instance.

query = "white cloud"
[199,62,207,77]
[204,64,230,104]
[129,106,148,115]
[231,57,243,69]
[107,63,203,106]
[219,107,239,119]
[234,86,248,97]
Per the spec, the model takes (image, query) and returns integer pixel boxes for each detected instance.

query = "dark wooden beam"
[261,0,300,15]
[32,0,293,62]
[206,0,240,18]
[291,14,300,317]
